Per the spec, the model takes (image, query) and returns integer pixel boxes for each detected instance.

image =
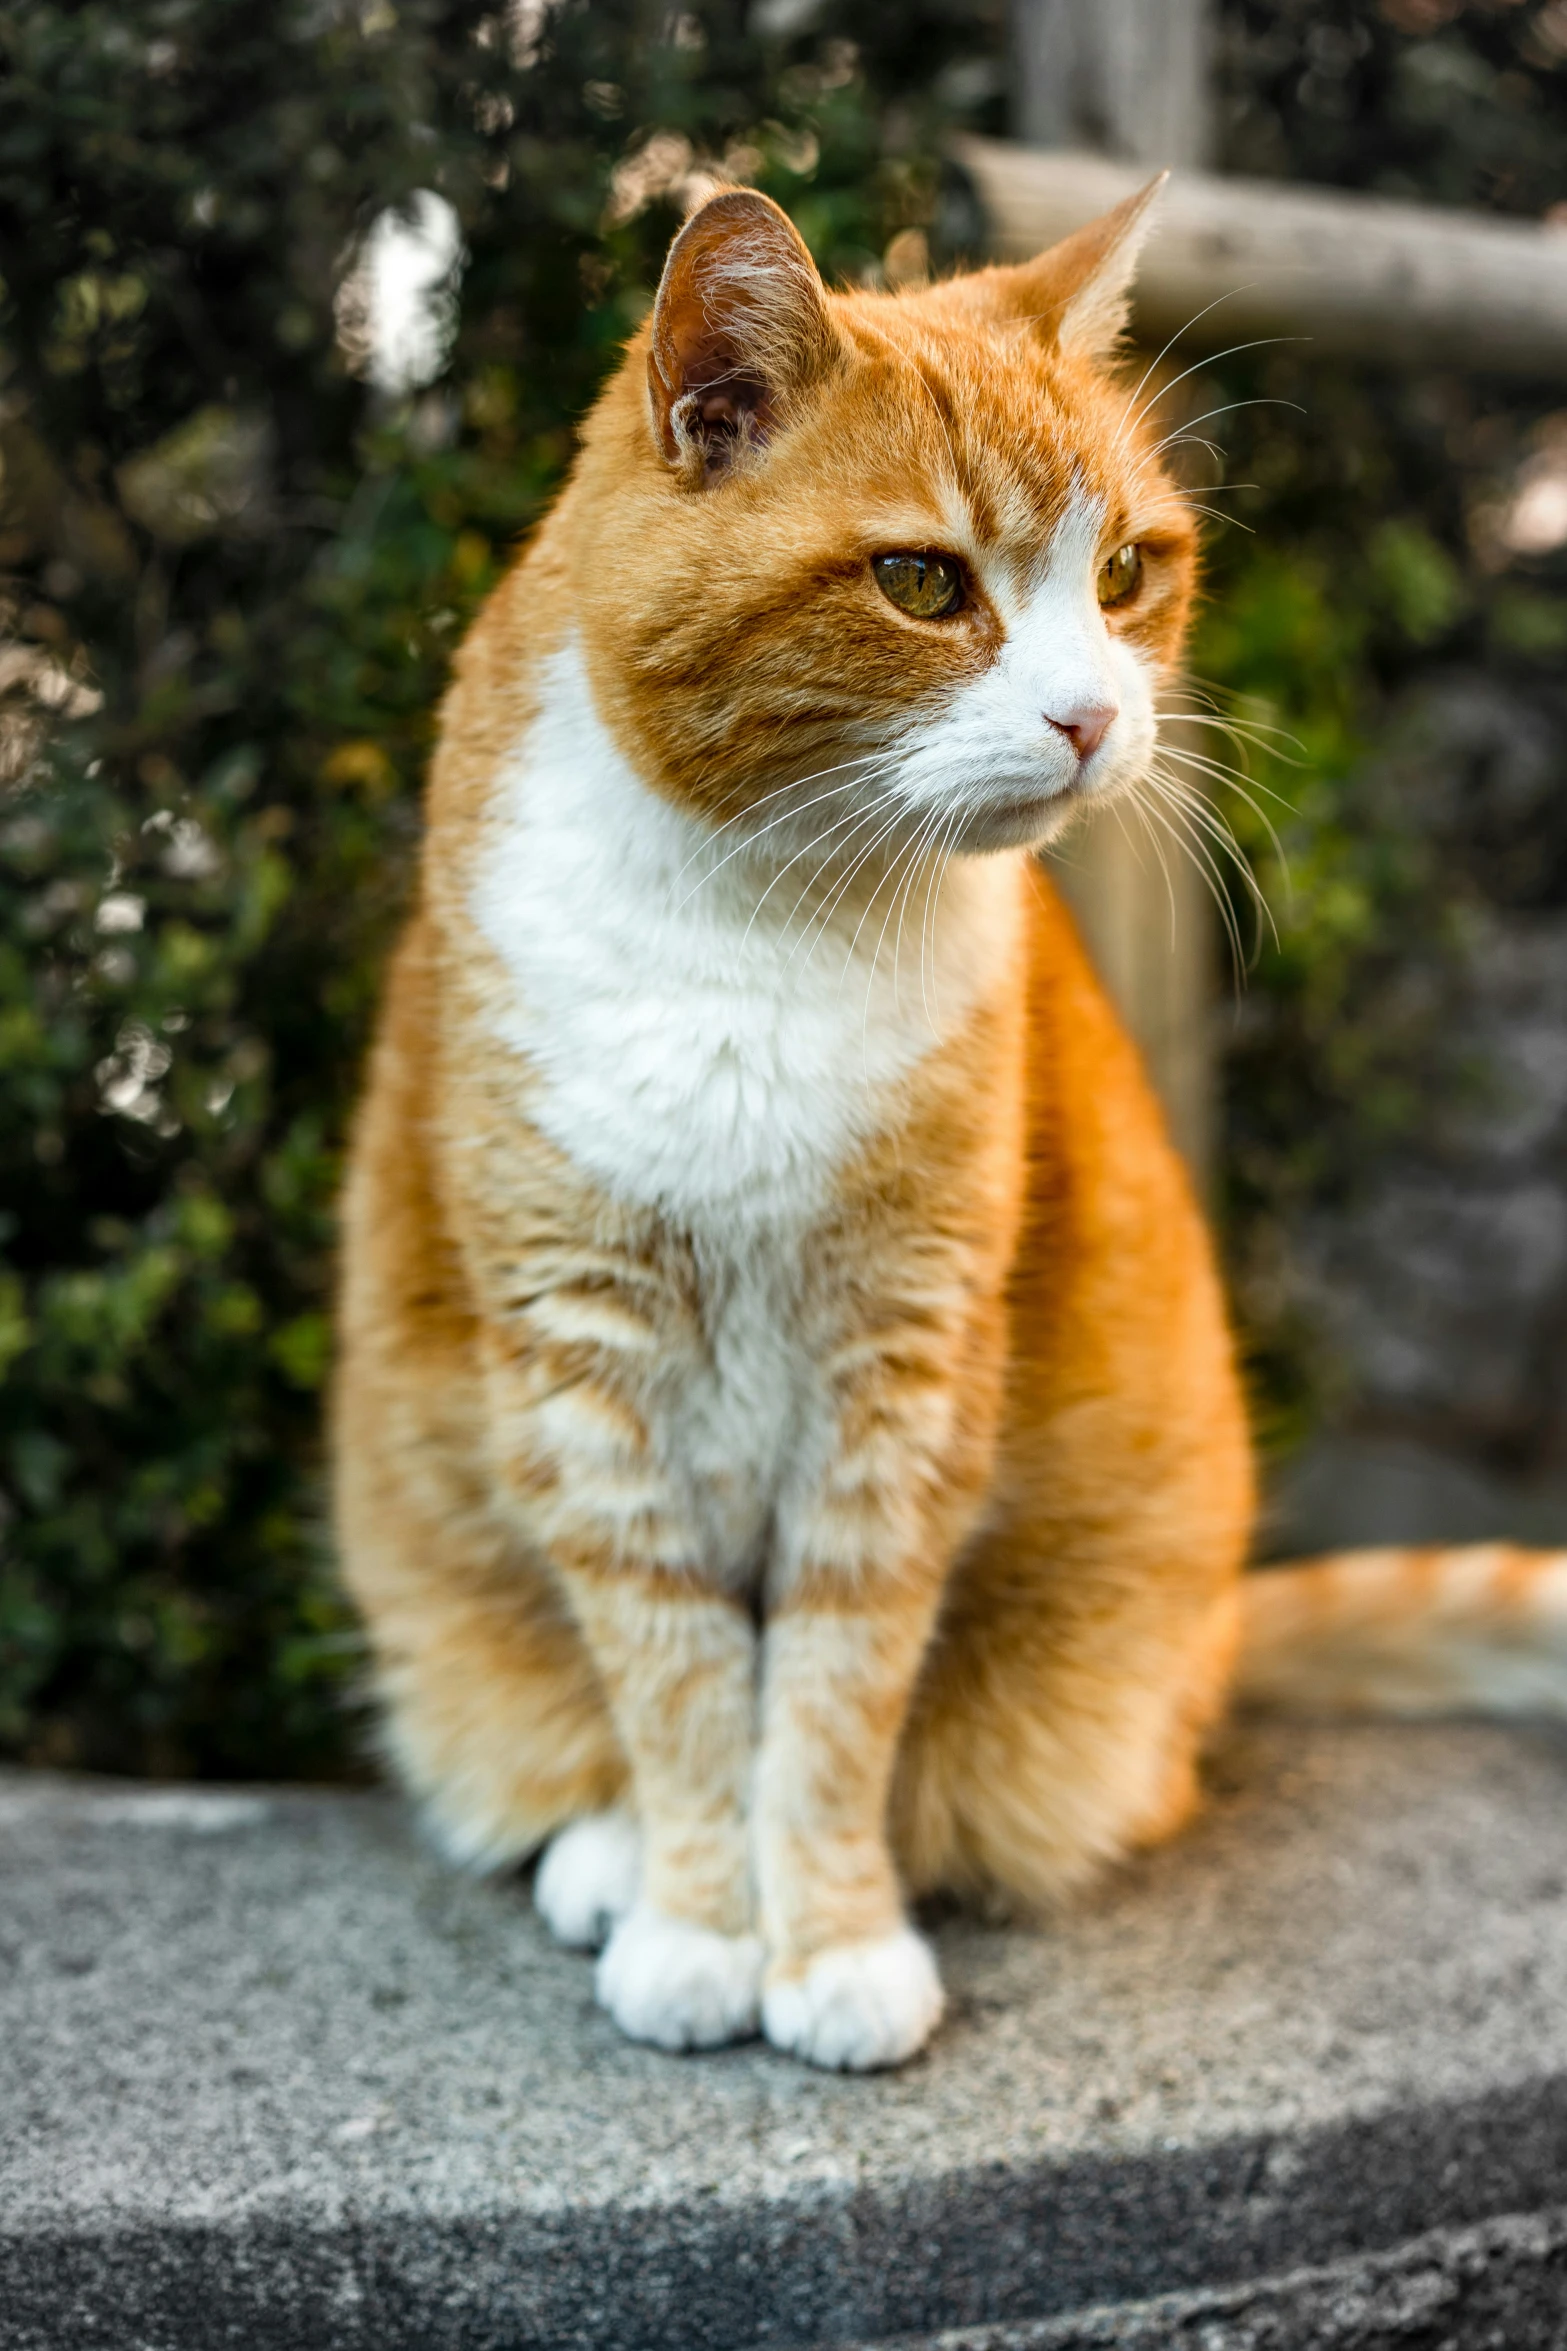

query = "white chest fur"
[470,639,1019,1231]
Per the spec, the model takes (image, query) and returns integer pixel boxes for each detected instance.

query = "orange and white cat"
[333,182,1567,2072]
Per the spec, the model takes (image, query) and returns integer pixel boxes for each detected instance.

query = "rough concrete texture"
[878,2209,1567,2347]
[6,1718,1567,2349]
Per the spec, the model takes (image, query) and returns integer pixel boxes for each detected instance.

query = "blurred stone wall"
[1267,665,1567,1552]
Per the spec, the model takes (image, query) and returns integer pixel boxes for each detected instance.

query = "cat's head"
[571,181,1196,858]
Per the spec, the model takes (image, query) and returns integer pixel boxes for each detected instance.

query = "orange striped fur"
[1239,1545,1567,1717]
[333,184,1557,2075]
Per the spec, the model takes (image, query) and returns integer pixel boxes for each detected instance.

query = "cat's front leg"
[554,1558,763,2051]
[476,1260,764,2051]
[755,1376,989,2070]
[755,1588,948,2071]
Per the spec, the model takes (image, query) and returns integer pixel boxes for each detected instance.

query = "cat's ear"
[988,176,1166,361]
[646,188,839,483]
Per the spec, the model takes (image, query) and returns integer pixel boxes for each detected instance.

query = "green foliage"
[1196,360,1567,1450]
[1171,7,1567,1463]
[0,0,1001,1774]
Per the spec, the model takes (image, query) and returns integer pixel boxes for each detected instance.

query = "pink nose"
[1046,702,1117,762]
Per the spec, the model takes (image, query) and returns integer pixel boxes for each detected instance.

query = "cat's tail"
[1234,1544,1567,1717]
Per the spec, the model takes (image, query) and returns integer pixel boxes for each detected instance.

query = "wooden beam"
[956,135,1567,379]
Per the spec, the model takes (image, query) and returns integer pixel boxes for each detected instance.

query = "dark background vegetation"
[2,0,1565,1777]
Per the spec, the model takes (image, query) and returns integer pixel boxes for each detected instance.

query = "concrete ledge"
[879,2210,1567,2346]
[6,1720,1567,2348]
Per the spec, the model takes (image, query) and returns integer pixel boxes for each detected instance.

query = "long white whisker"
[1128,791,1180,949]
[1169,479,1262,498]
[669,748,884,879]
[1115,285,1267,450]
[833,800,927,983]
[931,812,972,1029]
[1184,671,1275,719]
[1163,784,1276,964]
[1142,766,1278,954]
[1184,503,1254,533]
[1147,396,1305,460]
[920,794,967,1025]
[1158,806,1249,986]
[860,805,943,1053]
[1139,789,1250,983]
[1155,744,1297,869]
[1157,739,1296,816]
[1156,733,1292,785]
[1154,713,1305,820]
[921,800,968,1028]
[1108,791,1152,880]
[737,784,905,950]
[891,802,949,1018]
[786,790,911,964]
[1123,336,1312,446]
[1154,708,1305,760]
[779,796,906,950]
[1147,761,1271,881]
[673,756,900,911]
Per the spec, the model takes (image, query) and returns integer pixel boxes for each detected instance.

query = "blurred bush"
[1202,1,1567,1466]
[2,0,1565,1774]
[0,0,996,1775]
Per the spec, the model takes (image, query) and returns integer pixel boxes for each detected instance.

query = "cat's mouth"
[957,745,1145,851]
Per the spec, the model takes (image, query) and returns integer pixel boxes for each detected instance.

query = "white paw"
[762,1926,944,2072]
[534,1813,641,1950]
[594,1903,763,2052]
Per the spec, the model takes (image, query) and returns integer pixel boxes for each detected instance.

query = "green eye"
[1098,542,1143,608]
[873,551,965,620]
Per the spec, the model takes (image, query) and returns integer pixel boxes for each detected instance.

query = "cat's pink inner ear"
[646,189,837,480]
[992,175,1167,361]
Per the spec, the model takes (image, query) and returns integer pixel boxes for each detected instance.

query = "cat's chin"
[955,789,1081,854]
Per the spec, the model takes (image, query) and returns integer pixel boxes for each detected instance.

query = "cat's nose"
[1046,702,1117,762]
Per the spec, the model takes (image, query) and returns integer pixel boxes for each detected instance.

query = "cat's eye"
[873,551,965,620]
[1097,543,1143,609]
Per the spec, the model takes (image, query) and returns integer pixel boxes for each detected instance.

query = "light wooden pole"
[956,140,1567,375]
[1011,0,1218,1181]
[1012,0,1214,174]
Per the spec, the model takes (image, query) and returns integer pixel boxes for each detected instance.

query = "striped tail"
[1235,1544,1567,1717]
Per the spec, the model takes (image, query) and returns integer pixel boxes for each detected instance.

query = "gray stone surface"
[877,2209,1567,2347]
[6,1718,1567,2347]
[1266,1427,1567,1557]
